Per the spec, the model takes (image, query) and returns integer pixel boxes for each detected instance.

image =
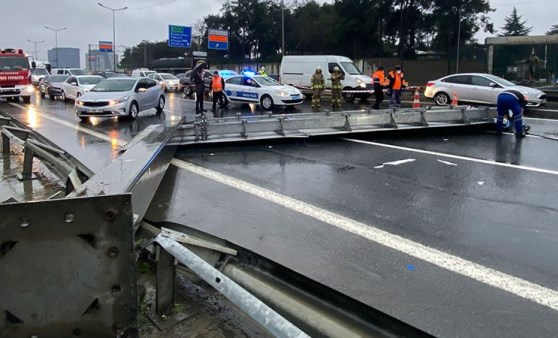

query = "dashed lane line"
[10,102,127,146]
[171,158,558,312]
[343,138,558,176]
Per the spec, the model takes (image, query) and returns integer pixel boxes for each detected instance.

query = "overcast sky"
[0,0,556,67]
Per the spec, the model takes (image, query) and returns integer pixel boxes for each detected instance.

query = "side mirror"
[71,82,78,86]
[489,82,497,88]
[137,87,147,93]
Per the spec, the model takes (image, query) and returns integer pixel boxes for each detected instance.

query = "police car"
[224,75,303,110]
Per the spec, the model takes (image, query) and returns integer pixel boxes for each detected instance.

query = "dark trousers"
[195,84,204,112]
[212,91,225,111]
[496,93,524,134]
[372,88,384,109]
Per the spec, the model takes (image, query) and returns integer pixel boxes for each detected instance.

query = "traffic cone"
[451,92,458,106]
[412,88,421,108]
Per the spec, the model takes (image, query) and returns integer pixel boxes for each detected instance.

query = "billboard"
[168,25,192,48]
[99,41,113,52]
[208,29,228,50]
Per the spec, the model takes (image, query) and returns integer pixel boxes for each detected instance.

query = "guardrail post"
[343,114,352,131]
[2,132,9,154]
[156,245,176,316]
[461,108,471,124]
[420,111,428,126]
[241,119,248,139]
[276,117,286,136]
[389,112,398,128]
[20,147,34,180]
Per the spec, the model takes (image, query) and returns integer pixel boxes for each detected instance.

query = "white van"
[131,68,156,78]
[51,68,88,76]
[280,55,373,102]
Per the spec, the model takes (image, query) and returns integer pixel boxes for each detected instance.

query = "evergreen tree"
[547,24,558,35]
[499,7,532,36]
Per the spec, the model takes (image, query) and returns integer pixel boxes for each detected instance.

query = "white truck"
[279,55,373,102]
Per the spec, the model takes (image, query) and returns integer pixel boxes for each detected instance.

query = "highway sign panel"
[168,25,192,48]
[98,41,113,52]
[208,29,228,50]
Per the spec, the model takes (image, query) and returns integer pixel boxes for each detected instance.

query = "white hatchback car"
[147,72,180,92]
[224,75,303,110]
[60,75,104,102]
[424,73,547,107]
[75,77,165,121]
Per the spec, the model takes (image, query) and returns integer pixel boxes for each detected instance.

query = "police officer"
[210,71,226,116]
[258,66,267,76]
[372,66,386,109]
[330,66,344,109]
[310,66,325,109]
[387,65,405,108]
[496,89,530,138]
[190,60,207,115]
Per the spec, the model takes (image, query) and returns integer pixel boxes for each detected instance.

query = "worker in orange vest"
[210,71,226,116]
[387,65,407,108]
[372,66,386,109]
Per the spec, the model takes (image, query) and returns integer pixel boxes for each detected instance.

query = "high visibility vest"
[211,76,223,92]
[388,71,404,90]
[372,70,385,88]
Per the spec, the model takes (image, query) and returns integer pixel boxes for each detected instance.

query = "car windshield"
[255,76,280,86]
[92,79,136,92]
[70,69,87,75]
[340,62,362,75]
[79,77,103,85]
[160,74,177,79]
[0,57,29,71]
[144,71,156,76]
[32,68,49,75]
[104,72,120,78]
[51,75,69,82]
[484,74,516,87]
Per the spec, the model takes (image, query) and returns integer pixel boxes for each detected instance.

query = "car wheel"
[22,96,31,104]
[184,86,193,97]
[128,101,139,120]
[260,95,274,110]
[50,94,56,100]
[342,88,356,103]
[156,95,165,113]
[434,92,450,106]
[60,90,67,102]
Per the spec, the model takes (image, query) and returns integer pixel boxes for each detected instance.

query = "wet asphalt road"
[2,90,558,336]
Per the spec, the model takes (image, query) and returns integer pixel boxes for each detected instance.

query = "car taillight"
[426,82,435,87]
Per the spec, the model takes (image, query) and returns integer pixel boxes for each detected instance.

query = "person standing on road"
[210,71,226,117]
[310,66,325,109]
[258,67,267,76]
[372,66,386,109]
[330,66,344,109]
[387,65,406,108]
[496,89,531,138]
[191,60,207,116]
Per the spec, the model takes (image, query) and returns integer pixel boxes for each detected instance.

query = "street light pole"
[98,3,127,72]
[456,2,462,73]
[44,26,67,68]
[27,39,45,61]
[281,0,285,55]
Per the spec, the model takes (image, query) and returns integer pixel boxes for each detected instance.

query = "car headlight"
[76,100,84,106]
[109,96,130,106]
[25,85,34,92]
[277,91,289,97]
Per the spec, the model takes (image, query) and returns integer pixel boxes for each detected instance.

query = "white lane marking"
[171,158,558,312]
[524,117,558,122]
[374,158,415,169]
[438,159,458,166]
[344,138,558,176]
[10,102,127,146]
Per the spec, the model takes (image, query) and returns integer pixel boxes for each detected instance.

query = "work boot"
[516,131,526,138]
[523,124,531,133]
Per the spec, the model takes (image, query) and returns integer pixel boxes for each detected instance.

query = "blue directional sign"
[168,25,191,48]
[208,29,229,50]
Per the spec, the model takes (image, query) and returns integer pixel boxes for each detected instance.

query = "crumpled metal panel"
[0,194,137,337]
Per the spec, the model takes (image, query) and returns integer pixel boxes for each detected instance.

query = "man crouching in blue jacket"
[496,90,531,138]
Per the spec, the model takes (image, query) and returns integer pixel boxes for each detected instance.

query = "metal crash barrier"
[169,106,497,144]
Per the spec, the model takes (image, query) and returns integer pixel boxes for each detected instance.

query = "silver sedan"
[424,73,547,107]
[75,77,165,121]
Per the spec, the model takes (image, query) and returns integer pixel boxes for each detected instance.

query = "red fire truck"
[0,48,34,103]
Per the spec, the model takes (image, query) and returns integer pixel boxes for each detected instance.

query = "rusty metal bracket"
[0,194,137,337]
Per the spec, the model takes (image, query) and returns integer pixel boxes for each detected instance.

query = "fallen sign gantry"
[168,106,497,145]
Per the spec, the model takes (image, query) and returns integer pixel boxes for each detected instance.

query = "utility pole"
[44,26,67,67]
[98,3,127,72]
[27,39,45,61]
[456,1,462,73]
[281,0,285,55]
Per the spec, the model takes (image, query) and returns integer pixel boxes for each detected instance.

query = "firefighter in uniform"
[210,71,226,117]
[310,66,325,109]
[330,66,344,109]
[387,65,405,108]
[372,66,386,109]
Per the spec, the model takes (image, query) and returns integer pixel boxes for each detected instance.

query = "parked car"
[90,71,121,78]
[30,67,50,86]
[180,69,213,96]
[424,73,547,107]
[38,74,70,99]
[75,77,165,121]
[59,75,104,102]
[51,68,88,76]
[147,72,180,92]
[224,74,303,110]
[131,68,156,78]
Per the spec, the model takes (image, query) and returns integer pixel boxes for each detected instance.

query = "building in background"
[48,47,80,68]
[85,50,115,71]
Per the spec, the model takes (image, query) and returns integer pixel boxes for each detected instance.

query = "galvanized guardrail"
[169,106,496,145]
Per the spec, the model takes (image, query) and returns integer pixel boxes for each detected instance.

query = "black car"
[39,75,70,99]
[179,69,215,96]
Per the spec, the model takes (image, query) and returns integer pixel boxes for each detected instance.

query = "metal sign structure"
[207,29,228,50]
[168,25,192,48]
[98,41,113,52]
